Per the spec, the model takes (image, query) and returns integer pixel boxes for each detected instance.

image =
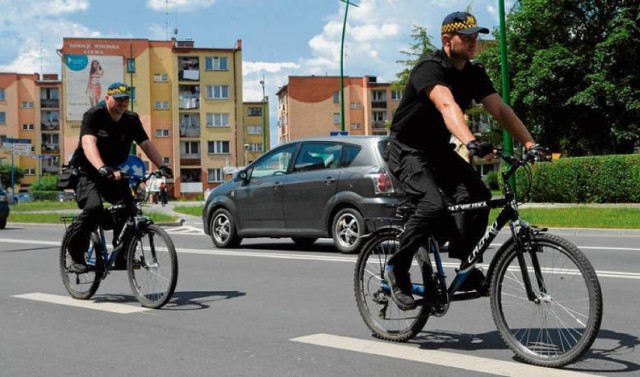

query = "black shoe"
[112,260,127,270]
[384,265,416,310]
[458,267,486,293]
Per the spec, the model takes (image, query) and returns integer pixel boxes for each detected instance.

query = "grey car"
[202,136,402,253]
[0,188,10,229]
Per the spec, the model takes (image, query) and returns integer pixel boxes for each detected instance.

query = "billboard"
[64,55,124,121]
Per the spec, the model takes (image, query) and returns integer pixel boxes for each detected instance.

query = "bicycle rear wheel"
[59,226,103,300]
[127,224,178,308]
[490,233,602,367]
[354,228,430,342]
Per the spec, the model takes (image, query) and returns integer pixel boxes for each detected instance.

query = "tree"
[392,25,436,91]
[0,164,24,189]
[477,0,640,156]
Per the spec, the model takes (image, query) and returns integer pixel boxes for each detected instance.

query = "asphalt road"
[1,221,639,377]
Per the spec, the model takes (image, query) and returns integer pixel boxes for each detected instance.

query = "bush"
[513,154,640,203]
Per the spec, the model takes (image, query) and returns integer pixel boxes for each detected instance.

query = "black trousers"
[68,174,135,260]
[385,136,491,273]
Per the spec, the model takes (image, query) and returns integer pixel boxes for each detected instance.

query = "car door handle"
[273,182,283,190]
[323,177,336,185]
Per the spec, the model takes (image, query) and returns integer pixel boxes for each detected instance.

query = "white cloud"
[146,0,216,12]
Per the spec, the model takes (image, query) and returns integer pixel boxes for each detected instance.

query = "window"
[293,142,342,172]
[333,113,340,125]
[0,88,5,100]
[350,102,361,109]
[207,168,225,182]
[22,101,34,108]
[24,168,36,176]
[372,111,387,122]
[391,90,402,101]
[162,157,170,165]
[249,144,296,179]
[246,143,263,152]
[0,112,5,124]
[154,101,169,109]
[154,73,168,82]
[182,141,199,155]
[372,90,386,101]
[247,107,262,116]
[205,85,229,99]
[351,123,361,130]
[22,124,34,130]
[207,140,230,154]
[206,113,230,127]
[247,125,263,135]
[155,129,170,137]
[205,56,228,71]
[333,91,340,103]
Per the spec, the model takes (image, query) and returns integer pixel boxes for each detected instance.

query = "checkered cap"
[106,82,130,98]
[441,11,489,35]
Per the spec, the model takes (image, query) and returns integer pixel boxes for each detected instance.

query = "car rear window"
[341,144,361,167]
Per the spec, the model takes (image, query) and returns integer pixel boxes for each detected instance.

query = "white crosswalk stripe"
[163,225,205,235]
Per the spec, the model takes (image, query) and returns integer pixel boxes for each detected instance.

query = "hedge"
[508,154,640,203]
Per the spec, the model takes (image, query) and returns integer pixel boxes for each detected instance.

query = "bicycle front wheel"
[354,228,430,342]
[490,233,603,367]
[59,226,103,300]
[127,224,178,309]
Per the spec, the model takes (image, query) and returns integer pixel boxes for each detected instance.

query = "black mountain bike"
[354,150,603,368]
[60,170,178,309]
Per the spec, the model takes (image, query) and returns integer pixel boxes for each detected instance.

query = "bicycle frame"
[399,153,546,303]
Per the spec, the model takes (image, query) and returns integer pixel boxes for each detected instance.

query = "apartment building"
[241,100,270,166]
[57,37,262,198]
[276,76,402,144]
[0,72,62,191]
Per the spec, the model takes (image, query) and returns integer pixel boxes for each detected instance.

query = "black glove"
[159,165,173,178]
[98,165,116,178]
[466,140,495,158]
[527,144,552,162]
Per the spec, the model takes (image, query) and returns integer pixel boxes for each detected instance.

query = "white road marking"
[291,333,603,377]
[2,238,640,280]
[164,226,205,235]
[13,292,151,314]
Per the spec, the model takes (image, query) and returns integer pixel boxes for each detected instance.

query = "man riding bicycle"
[67,82,172,273]
[384,11,550,310]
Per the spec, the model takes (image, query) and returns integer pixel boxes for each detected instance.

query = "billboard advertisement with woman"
[64,55,124,120]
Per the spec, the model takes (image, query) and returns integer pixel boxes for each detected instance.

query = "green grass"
[173,205,203,217]
[490,207,640,229]
[8,200,176,224]
[8,201,640,229]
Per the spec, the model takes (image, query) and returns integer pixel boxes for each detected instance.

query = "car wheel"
[291,237,317,248]
[332,208,365,254]
[209,208,241,248]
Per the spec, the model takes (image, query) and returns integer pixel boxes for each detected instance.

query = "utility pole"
[259,75,266,153]
[339,0,359,133]
[498,0,514,157]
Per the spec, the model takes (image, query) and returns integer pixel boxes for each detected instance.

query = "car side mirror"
[237,170,248,182]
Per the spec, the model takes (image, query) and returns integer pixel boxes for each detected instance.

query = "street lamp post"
[259,76,266,153]
[339,0,359,133]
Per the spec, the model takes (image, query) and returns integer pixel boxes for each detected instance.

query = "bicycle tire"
[59,225,103,300]
[127,224,178,308]
[354,228,430,342]
[490,233,603,367]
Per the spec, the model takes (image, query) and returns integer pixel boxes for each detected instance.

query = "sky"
[0,0,514,145]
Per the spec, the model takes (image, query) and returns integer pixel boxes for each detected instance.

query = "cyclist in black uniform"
[384,12,549,310]
[68,82,172,273]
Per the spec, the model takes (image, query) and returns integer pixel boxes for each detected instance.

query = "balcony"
[178,57,200,81]
[41,144,60,154]
[42,120,60,130]
[371,100,387,109]
[179,96,199,110]
[41,98,59,108]
[372,121,387,130]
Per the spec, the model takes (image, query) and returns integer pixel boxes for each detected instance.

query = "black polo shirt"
[390,49,496,151]
[70,105,149,173]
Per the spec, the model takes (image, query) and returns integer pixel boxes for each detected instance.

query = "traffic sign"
[330,131,349,136]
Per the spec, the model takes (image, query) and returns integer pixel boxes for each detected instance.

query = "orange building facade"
[276,76,401,144]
